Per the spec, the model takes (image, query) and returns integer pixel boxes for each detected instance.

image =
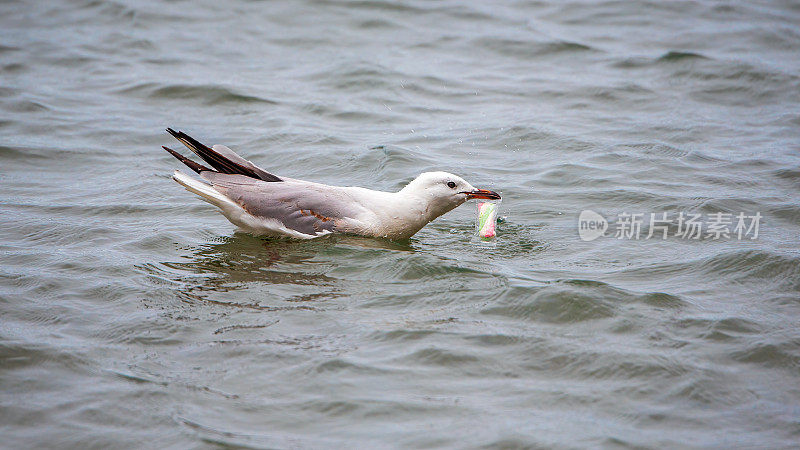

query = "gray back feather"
[212,145,282,182]
[202,173,364,236]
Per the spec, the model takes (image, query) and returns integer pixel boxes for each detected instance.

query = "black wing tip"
[162,145,181,158]
[168,128,209,150]
[166,128,257,176]
[162,145,213,174]
[164,128,283,183]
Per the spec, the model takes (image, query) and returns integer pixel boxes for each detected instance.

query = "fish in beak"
[460,188,501,200]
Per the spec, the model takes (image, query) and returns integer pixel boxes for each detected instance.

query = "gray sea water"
[2,0,800,448]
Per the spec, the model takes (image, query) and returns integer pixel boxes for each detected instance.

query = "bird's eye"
[447,181,456,189]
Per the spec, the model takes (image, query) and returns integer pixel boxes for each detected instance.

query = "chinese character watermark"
[578,210,761,241]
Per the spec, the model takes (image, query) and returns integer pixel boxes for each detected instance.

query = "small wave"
[770,204,800,225]
[0,86,20,97]
[658,51,709,62]
[773,167,800,187]
[612,51,708,69]
[681,149,729,165]
[481,284,615,324]
[314,358,391,375]
[534,163,615,188]
[620,142,689,159]
[372,329,438,342]
[354,18,403,30]
[482,279,688,324]
[401,347,480,367]
[695,250,800,289]
[6,100,50,113]
[2,63,25,73]
[117,82,277,106]
[571,83,655,103]
[576,354,690,380]
[676,316,762,343]
[729,340,800,369]
[307,62,406,94]
[0,44,20,54]
[669,376,758,406]
[472,37,595,59]
[175,413,339,448]
[0,145,26,158]
[324,0,426,13]
[212,321,279,335]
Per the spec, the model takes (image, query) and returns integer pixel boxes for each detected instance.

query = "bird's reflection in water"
[157,232,415,310]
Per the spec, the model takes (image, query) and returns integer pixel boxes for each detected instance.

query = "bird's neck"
[376,190,459,239]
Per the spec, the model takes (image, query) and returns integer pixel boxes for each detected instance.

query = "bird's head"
[401,171,501,218]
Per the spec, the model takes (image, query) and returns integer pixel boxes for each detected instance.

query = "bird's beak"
[460,189,501,200]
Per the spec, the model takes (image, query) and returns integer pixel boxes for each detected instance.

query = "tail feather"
[166,127,239,173]
[166,128,280,181]
[163,146,212,174]
[172,170,239,211]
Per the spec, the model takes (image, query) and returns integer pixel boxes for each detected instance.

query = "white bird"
[163,129,500,240]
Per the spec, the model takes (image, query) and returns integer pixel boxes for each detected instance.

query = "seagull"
[162,129,500,240]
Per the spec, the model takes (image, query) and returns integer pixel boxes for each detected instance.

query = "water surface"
[2,0,800,448]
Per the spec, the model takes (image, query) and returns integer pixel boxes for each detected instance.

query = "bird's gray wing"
[210,144,282,182]
[201,172,367,236]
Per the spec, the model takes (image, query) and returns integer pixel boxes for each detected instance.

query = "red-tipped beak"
[460,189,501,200]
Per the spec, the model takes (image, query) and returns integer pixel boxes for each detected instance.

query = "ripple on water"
[773,166,800,187]
[471,36,595,60]
[481,279,687,325]
[313,63,401,92]
[695,250,800,291]
[729,341,800,370]
[399,346,481,367]
[657,51,709,62]
[116,82,278,106]
[312,358,392,376]
[482,284,616,323]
